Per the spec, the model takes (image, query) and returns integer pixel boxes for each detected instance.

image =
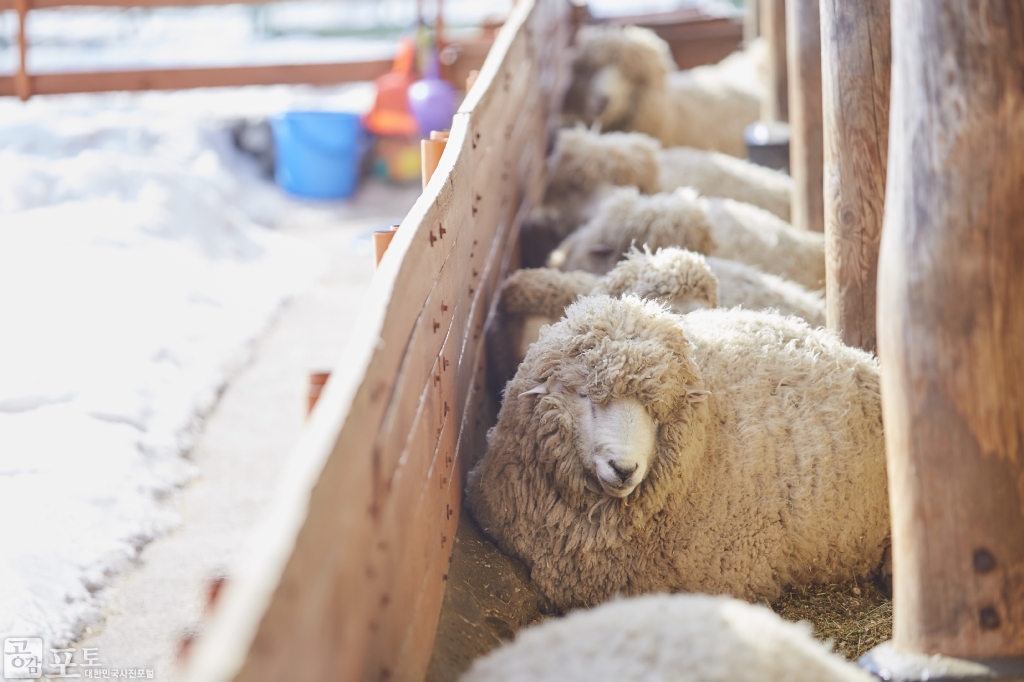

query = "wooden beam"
[785,0,822,232]
[0,0,276,9]
[878,0,1024,659]
[759,0,787,122]
[0,60,393,98]
[820,0,889,352]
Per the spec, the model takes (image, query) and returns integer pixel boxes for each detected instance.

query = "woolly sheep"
[563,26,763,157]
[460,593,873,682]
[520,129,662,266]
[597,247,825,325]
[488,247,826,392]
[546,127,792,223]
[467,297,888,612]
[548,187,826,290]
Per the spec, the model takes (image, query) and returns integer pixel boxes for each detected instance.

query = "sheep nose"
[609,460,637,483]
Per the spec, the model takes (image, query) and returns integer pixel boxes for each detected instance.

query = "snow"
[0,85,385,649]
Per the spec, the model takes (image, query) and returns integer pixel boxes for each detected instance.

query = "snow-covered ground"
[0,84,388,653]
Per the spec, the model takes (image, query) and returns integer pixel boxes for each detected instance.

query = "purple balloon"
[408,77,456,137]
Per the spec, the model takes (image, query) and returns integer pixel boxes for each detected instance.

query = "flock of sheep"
[463,25,888,682]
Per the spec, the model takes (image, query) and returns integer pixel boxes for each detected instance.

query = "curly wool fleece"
[467,297,888,612]
[460,594,873,682]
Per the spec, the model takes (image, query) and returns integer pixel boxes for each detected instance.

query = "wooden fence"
[179,0,571,679]
[0,0,494,99]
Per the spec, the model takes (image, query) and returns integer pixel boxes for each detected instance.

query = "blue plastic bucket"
[271,111,369,199]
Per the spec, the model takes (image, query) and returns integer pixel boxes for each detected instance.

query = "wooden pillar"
[784,0,822,232]
[820,0,889,352]
[744,0,760,44]
[759,0,787,122]
[878,0,1024,659]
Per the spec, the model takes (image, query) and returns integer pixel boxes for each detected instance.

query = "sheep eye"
[588,244,615,258]
[577,389,588,398]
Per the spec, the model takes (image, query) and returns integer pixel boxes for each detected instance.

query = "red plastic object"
[363,37,421,137]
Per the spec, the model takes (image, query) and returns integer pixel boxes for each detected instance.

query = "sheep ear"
[685,386,711,403]
[520,377,563,398]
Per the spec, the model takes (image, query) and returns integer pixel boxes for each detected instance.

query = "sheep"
[563,26,763,157]
[487,247,826,392]
[521,129,662,266]
[547,187,826,291]
[597,248,825,325]
[467,296,888,612]
[546,127,792,223]
[460,593,873,682]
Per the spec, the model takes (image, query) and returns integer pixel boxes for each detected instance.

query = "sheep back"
[657,145,792,221]
[547,187,717,273]
[460,594,873,682]
[706,256,825,326]
[703,197,827,290]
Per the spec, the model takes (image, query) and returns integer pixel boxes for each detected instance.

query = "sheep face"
[580,393,657,498]
[588,65,636,131]
[522,378,657,499]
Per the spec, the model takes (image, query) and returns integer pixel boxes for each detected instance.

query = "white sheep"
[467,296,888,612]
[563,26,764,157]
[487,247,826,392]
[547,187,826,291]
[546,127,792,223]
[460,593,873,682]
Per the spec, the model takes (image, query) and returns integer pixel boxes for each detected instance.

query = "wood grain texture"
[785,0,822,232]
[180,1,572,680]
[878,0,1024,658]
[0,61,394,98]
[760,0,788,122]
[820,0,889,352]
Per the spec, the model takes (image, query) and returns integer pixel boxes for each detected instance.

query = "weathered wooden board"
[181,1,572,680]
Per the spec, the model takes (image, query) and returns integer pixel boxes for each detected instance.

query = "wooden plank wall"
[180,0,572,680]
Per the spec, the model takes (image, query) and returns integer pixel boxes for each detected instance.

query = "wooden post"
[373,225,400,269]
[759,0,787,122]
[820,0,889,352]
[421,131,449,189]
[878,0,1024,660]
[784,0,822,232]
[15,0,30,101]
[744,0,759,44]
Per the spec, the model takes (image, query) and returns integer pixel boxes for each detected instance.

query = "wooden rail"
[0,0,493,99]
[179,0,571,680]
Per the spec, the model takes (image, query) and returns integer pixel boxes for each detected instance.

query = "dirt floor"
[70,179,421,680]
[428,514,893,678]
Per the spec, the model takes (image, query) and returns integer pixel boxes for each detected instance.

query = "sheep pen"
[175,0,1024,679]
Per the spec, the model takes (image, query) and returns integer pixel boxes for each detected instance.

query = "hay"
[770,580,892,661]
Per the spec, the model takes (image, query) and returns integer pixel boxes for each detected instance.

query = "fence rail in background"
[0,0,494,99]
